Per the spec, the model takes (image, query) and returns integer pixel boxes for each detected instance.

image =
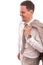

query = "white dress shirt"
[18,19,43,58]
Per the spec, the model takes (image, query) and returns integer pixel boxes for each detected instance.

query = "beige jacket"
[30,20,43,45]
[20,20,43,58]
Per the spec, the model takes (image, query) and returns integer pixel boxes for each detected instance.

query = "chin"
[22,19,25,22]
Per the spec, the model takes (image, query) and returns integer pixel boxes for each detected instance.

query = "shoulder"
[19,22,24,31]
[32,19,43,27]
[32,19,43,25]
[31,19,40,24]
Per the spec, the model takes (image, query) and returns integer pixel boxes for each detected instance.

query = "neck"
[24,18,33,23]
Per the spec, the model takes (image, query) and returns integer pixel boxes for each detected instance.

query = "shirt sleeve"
[18,24,21,53]
[26,28,43,53]
[18,23,23,53]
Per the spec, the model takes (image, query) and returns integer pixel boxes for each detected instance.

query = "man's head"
[20,1,35,23]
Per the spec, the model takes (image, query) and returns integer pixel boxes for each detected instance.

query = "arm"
[18,23,23,53]
[17,24,21,60]
[26,28,43,53]
[17,32,21,60]
[17,23,23,60]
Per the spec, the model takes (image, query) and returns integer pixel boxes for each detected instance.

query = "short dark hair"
[20,1,35,12]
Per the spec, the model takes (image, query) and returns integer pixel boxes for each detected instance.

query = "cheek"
[27,13,31,18]
[24,13,28,18]
[20,13,25,17]
[28,12,32,16]
[26,12,29,17]
[22,14,26,18]
[23,13,26,16]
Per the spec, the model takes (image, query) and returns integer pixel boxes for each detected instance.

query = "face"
[20,6,33,23]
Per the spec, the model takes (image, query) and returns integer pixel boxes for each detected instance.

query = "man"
[17,1,43,65]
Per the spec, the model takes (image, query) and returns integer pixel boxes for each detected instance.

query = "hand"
[24,25,32,38]
[17,53,20,60]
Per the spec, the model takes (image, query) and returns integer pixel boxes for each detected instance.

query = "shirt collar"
[27,19,33,26]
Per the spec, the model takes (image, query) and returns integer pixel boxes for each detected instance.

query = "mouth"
[22,16,25,19]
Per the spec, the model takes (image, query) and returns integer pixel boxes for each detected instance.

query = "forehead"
[20,5,27,11]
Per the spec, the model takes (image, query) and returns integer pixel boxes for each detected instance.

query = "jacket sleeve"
[26,28,43,53]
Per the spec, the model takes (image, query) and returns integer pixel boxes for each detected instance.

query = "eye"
[20,11,25,14]
[22,12,25,13]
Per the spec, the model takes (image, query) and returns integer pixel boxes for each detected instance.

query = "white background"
[0,0,43,65]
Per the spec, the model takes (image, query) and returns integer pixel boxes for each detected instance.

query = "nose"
[20,12,22,16]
